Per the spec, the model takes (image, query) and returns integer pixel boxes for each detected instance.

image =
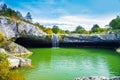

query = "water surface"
[20,48,120,80]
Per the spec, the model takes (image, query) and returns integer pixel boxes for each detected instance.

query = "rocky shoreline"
[0,48,31,68]
[75,76,120,80]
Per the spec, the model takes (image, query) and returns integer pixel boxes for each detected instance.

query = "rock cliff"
[0,16,47,68]
[0,16,46,40]
[61,34,120,42]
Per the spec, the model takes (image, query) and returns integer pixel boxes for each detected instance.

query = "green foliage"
[72,25,89,34]
[89,24,108,34]
[81,30,89,34]
[0,52,8,61]
[52,25,60,34]
[0,4,23,21]
[34,23,44,30]
[43,28,53,34]
[75,25,85,33]
[0,8,20,20]
[64,30,70,34]
[0,52,25,80]
[109,16,120,29]
[91,24,100,33]
[33,23,53,34]
[0,31,4,42]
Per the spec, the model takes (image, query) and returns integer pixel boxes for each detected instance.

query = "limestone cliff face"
[0,16,47,55]
[0,16,47,68]
[0,16,46,40]
[62,34,120,42]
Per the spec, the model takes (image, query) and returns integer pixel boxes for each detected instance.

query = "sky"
[0,0,120,31]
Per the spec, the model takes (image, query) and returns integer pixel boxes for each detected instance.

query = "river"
[20,48,120,80]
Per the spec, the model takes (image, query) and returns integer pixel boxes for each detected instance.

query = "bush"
[0,32,4,42]
[0,52,25,80]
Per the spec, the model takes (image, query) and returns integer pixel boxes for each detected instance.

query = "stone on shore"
[6,42,32,56]
[0,48,31,68]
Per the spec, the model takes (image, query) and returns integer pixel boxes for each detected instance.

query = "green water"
[21,48,120,80]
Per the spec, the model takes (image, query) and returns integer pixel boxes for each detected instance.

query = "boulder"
[0,48,6,53]
[8,57,31,68]
[19,58,31,67]
[116,48,120,53]
[0,48,31,68]
[6,42,32,56]
[8,57,20,68]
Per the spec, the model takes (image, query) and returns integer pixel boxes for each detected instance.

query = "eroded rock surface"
[62,34,120,42]
[0,16,46,39]
[0,48,31,68]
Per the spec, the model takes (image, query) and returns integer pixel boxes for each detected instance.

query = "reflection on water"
[20,48,120,80]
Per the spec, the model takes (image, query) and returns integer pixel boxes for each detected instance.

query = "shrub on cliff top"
[0,52,25,80]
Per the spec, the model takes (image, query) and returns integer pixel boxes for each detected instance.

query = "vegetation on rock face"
[0,52,25,80]
[0,27,25,80]
[0,4,21,20]
[0,31,13,48]
[0,31,4,42]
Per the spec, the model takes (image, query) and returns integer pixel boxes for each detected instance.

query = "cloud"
[33,14,116,31]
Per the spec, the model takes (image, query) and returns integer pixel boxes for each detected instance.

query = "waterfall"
[52,34,59,47]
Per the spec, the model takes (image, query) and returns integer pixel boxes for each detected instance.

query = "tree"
[1,4,7,12]
[52,25,60,34]
[75,25,85,33]
[16,11,23,19]
[25,12,32,22]
[65,30,70,34]
[109,16,120,29]
[91,24,100,33]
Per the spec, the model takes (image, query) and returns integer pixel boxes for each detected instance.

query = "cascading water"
[52,34,59,47]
